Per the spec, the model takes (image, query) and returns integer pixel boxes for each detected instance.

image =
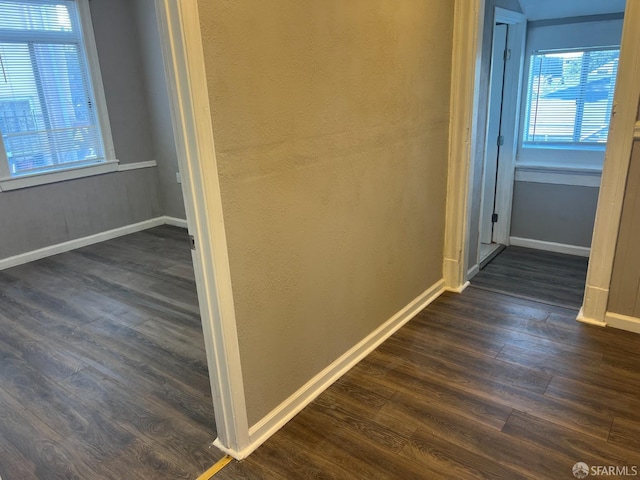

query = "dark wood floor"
[472,246,589,309]
[217,292,640,478]
[0,226,222,480]
[3,233,639,479]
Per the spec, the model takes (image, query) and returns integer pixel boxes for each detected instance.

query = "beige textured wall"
[609,139,640,317]
[198,0,454,425]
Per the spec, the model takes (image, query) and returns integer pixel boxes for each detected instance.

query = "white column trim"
[580,3,640,324]
[492,8,527,245]
[443,0,485,290]
[155,0,250,454]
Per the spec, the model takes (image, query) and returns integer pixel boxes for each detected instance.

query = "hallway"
[472,246,588,309]
[216,285,640,479]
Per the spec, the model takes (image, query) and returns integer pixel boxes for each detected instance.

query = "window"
[0,0,113,184]
[523,47,619,148]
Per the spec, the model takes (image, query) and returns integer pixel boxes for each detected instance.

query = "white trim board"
[605,312,640,335]
[515,168,602,187]
[0,215,188,271]
[443,0,485,290]
[117,160,158,172]
[581,2,640,323]
[155,0,251,454]
[509,237,591,257]
[163,216,188,229]
[491,7,527,246]
[577,307,607,327]
[214,279,446,460]
[0,217,165,271]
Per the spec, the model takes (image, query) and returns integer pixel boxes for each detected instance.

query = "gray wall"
[510,15,624,249]
[133,0,186,220]
[198,0,454,426]
[0,0,164,260]
[0,171,162,259]
[510,182,598,247]
[609,140,640,317]
[89,0,155,165]
[467,0,524,271]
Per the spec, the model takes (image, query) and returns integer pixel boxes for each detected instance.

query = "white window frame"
[0,0,117,192]
[521,46,620,152]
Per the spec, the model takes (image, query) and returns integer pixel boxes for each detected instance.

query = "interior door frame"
[579,2,640,326]
[479,21,508,247]
[154,0,251,458]
[486,7,526,247]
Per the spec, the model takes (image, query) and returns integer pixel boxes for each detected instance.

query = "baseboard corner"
[241,278,446,459]
[445,280,470,294]
[576,307,607,327]
[162,216,188,229]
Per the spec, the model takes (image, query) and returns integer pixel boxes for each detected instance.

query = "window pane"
[0,0,106,178]
[0,40,103,175]
[0,1,74,32]
[523,49,619,147]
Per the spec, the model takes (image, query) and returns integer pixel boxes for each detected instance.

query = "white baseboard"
[117,160,157,172]
[445,280,470,293]
[0,215,187,270]
[509,236,590,257]
[605,311,640,334]
[220,279,446,460]
[162,216,188,228]
[576,307,607,327]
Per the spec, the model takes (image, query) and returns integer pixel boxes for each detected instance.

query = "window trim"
[522,45,620,150]
[0,0,117,190]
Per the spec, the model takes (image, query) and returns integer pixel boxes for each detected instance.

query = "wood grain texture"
[471,245,588,308]
[0,226,221,480]
[217,285,640,479]
[2,228,640,479]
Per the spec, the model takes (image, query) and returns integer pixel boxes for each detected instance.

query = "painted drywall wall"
[89,0,155,165]
[197,0,454,426]
[0,0,163,260]
[133,0,187,220]
[467,0,524,272]
[510,182,599,247]
[608,140,640,317]
[0,169,162,259]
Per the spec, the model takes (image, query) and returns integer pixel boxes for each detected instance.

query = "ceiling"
[517,0,626,21]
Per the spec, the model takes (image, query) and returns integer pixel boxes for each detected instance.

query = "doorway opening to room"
[467,0,626,310]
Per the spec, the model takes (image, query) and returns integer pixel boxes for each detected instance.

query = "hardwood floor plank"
[0,226,218,479]
[2,227,639,478]
[609,417,640,452]
[400,427,530,480]
[502,410,640,469]
[471,246,588,308]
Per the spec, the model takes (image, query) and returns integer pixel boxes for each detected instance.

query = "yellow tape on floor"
[195,455,233,480]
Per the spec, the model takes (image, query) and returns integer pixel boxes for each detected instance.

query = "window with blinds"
[523,47,619,148]
[0,0,106,177]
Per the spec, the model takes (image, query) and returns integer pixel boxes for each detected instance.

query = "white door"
[480,23,508,245]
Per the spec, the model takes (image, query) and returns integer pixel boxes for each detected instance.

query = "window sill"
[515,163,602,187]
[0,160,120,191]
[521,144,607,152]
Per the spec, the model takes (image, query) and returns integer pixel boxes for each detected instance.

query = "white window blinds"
[523,48,619,147]
[0,0,105,177]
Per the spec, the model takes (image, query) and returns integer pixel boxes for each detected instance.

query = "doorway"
[475,7,526,270]
[479,21,508,266]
